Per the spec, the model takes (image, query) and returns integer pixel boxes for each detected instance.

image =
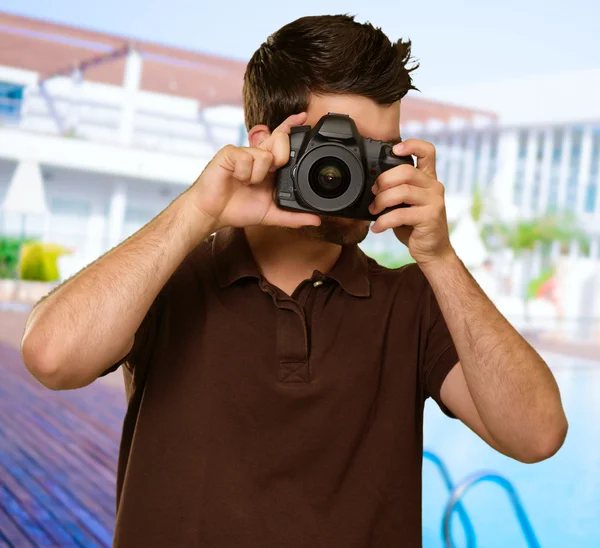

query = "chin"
[299,216,371,245]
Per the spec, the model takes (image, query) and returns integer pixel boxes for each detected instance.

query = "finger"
[268,131,291,172]
[218,146,253,183]
[392,139,437,179]
[371,205,425,234]
[261,112,308,169]
[230,147,273,184]
[247,147,275,184]
[373,164,434,193]
[263,207,322,228]
[368,184,430,215]
[271,112,308,136]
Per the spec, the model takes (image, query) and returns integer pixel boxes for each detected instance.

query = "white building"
[419,70,600,329]
[0,11,248,276]
[0,12,598,325]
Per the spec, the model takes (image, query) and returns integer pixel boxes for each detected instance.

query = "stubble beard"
[296,216,371,246]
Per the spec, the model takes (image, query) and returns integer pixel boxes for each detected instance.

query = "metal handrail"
[442,471,541,548]
[423,450,476,548]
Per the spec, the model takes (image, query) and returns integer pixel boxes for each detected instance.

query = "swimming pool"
[422,350,600,547]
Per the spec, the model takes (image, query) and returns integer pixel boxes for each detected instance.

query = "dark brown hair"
[243,14,418,131]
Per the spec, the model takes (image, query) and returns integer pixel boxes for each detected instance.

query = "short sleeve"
[421,284,459,418]
[99,292,163,378]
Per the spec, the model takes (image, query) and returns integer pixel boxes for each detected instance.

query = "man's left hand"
[368,139,455,267]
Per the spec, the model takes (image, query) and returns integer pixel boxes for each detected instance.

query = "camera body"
[276,113,414,221]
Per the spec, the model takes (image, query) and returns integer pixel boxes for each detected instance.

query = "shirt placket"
[258,275,324,383]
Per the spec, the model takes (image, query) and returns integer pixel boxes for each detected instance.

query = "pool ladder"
[423,450,541,548]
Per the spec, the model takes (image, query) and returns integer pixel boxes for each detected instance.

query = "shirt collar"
[213,227,371,298]
[213,227,261,288]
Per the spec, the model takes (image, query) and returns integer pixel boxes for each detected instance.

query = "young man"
[22,15,567,548]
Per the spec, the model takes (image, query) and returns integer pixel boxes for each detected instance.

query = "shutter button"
[313,280,324,288]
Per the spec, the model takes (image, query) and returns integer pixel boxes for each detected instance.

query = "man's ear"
[247,124,271,148]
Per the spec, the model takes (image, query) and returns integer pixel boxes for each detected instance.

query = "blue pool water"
[422,351,600,547]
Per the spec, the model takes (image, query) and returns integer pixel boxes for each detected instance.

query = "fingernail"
[368,203,375,214]
[393,143,404,154]
[371,184,378,194]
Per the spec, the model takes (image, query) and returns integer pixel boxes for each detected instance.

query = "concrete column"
[66,67,83,134]
[42,207,51,243]
[594,138,600,218]
[87,198,108,261]
[512,257,526,300]
[551,240,561,262]
[119,47,143,146]
[569,239,579,259]
[590,237,599,261]
[108,181,127,247]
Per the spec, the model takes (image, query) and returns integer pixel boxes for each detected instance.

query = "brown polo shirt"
[106,227,459,547]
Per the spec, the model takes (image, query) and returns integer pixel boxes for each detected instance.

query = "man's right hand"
[185,112,321,232]
[21,114,321,391]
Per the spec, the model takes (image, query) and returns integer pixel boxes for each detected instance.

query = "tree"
[483,211,588,320]
[485,212,588,262]
[467,182,589,321]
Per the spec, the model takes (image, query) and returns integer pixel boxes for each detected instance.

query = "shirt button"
[313,280,324,288]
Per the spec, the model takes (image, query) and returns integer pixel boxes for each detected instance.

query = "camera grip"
[366,147,414,219]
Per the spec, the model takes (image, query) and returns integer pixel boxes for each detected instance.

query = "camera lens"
[309,157,351,199]
[295,144,364,212]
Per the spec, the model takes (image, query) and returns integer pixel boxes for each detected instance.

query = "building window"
[486,133,499,188]
[585,128,600,214]
[0,82,24,120]
[435,134,450,186]
[513,129,528,206]
[471,132,483,190]
[444,134,460,193]
[455,133,467,193]
[565,127,583,211]
[546,127,564,212]
[530,132,545,212]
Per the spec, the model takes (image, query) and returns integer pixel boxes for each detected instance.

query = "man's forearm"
[22,191,214,389]
[420,252,567,459]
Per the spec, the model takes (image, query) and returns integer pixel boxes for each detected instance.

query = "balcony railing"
[0,89,247,157]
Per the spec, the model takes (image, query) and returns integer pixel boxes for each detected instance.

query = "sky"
[1,0,598,95]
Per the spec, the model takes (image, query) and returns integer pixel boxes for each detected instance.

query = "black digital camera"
[275,113,414,220]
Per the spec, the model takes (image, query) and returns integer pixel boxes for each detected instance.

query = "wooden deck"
[0,340,125,547]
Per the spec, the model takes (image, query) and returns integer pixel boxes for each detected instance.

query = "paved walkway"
[0,341,125,547]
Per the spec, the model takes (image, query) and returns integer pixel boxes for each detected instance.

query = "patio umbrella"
[482,161,519,224]
[1,158,48,238]
[450,211,488,269]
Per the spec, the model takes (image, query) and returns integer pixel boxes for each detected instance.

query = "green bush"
[18,242,70,282]
[0,237,27,279]
[526,267,554,302]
